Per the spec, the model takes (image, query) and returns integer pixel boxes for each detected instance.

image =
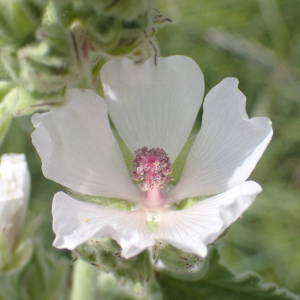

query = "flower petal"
[156,181,261,257]
[32,88,140,201]
[171,78,272,200]
[53,182,260,259]
[52,192,154,258]
[100,55,205,161]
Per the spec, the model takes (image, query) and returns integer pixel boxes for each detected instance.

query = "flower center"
[132,147,172,192]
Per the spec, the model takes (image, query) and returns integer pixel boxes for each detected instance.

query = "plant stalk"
[71,259,97,300]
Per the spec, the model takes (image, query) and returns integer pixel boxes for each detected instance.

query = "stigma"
[132,147,172,192]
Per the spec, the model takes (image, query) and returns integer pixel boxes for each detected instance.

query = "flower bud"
[0,154,30,250]
[106,9,171,59]
[72,15,122,56]
[0,0,44,47]
[18,23,78,94]
[85,0,150,21]
[70,2,169,60]
[0,0,170,104]
[106,13,151,56]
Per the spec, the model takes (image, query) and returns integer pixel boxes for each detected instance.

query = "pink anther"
[132,147,172,192]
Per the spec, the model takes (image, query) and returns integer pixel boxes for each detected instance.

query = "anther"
[132,147,172,191]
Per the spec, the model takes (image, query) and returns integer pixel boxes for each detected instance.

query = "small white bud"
[0,153,30,249]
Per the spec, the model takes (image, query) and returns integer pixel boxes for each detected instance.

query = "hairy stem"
[71,259,97,300]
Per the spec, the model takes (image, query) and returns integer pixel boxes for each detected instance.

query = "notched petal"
[171,77,272,200]
[154,181,261,257]
[31,88,140,201]
[52,192,154,258]
[101,55,205,162]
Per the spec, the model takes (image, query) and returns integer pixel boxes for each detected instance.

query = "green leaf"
[157,248,300,300]
[0,272,24,300]
[0,242,69,300]
[0,238,33,273]
[14,87,64,116]
[21,243,69,300]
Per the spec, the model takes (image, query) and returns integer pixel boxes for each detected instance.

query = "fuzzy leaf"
[0,84,17,144]
[157,248,300,300]
[0,272,24,300]
[21,243,69,300]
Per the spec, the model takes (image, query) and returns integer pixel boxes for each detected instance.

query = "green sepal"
[69,191,133,211]
[111,122,134,173]
[154,243,204,275]
[175,197,202,210]
[171,125,199,185]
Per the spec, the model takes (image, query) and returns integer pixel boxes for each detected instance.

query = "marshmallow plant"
[32,55,272,259]
[31,55,300,300]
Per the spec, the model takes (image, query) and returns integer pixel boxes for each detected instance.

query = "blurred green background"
[1,0,300,296]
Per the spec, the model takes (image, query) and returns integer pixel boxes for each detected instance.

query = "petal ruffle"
[52,192,154,258]
[100,55,205,162]
[32,88,140,201]
[156,181,261,257]
[53,181,260,259]
[170,78,272,201]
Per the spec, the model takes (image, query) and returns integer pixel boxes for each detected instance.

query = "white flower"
[31,56,272,259]
[0,153,30,248]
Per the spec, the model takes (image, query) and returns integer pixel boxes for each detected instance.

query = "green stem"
[71,259,97,300]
